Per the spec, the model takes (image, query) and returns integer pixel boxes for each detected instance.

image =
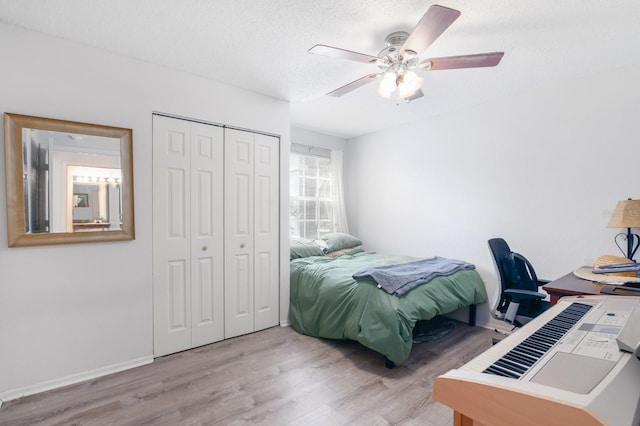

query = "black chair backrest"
[488,238,511,292]
[488,238,540,292]
[502,252,539,291]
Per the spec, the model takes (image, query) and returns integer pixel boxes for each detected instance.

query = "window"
[289,152,333,239]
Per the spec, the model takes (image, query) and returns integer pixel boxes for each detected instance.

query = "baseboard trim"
[0,355,153,404]
[473,319,501,330]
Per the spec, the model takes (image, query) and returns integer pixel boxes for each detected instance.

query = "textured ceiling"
[1,0,639,138]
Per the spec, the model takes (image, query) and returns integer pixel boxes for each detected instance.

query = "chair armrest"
[504,288,546,302]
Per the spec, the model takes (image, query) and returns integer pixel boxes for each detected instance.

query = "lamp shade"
[376,72,396,99]
[607,199,640,228]
[397,71,423,99]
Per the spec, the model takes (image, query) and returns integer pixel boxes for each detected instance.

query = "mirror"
[4,113,135,246]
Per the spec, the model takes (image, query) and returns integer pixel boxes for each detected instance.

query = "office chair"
[488,238,550,326]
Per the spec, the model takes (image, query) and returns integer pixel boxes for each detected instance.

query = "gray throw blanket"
[352,256,475,296]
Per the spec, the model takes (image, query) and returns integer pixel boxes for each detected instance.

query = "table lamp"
[607,198,640,261]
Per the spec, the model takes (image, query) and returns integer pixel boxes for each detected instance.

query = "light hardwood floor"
[0,322,497,426]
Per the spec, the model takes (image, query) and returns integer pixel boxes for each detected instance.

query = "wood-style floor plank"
[0,322,497,425]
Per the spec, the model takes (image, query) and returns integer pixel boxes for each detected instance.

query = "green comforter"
[289,250,488,365]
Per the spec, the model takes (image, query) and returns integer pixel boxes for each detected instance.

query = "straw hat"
[594,254,636,277]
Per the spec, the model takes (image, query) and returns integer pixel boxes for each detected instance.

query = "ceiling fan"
[309,4,504,102]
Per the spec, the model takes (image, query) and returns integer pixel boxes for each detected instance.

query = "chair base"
[505,301,520,323]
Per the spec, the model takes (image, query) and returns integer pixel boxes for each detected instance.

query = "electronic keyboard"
[434,296,640,426]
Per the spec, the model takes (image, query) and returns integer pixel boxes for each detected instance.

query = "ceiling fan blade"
[405,89,424,102]
[421,52,504,70]
[327,74,379,97]
[309,44,379,64]
[401,5,461,56]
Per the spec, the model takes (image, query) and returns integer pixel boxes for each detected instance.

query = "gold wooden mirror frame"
[4,113,135,247]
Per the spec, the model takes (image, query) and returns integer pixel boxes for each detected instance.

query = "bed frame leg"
[468,304,477,327]
[384,357,395,369]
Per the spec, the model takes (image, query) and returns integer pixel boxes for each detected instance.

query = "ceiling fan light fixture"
[397,80,410,99]
[308,5,504,101]
[397,70,423,99]
[403,88,424,103]
[377,71,397,98]
[376,85,393,99]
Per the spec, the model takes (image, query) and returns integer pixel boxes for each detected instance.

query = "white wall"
[0,23,291,401]
[346,63,640,330]
[291,126,348,152]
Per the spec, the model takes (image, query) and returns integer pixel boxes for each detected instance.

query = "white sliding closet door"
[153,115,224,357]
[224,129,279,338]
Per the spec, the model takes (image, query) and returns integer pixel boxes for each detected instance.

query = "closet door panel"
[224,129,255,338]
[254,251,274,315]
[190,123,224,347]
[153,116,192,357]
[234,174,251,236]
[167,169,187,237]
[231,253,251,315]
[254,134,280,331]
[168,260,189,330]
[194,257,213,321]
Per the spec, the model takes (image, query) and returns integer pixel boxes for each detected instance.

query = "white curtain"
[330,149,349,234]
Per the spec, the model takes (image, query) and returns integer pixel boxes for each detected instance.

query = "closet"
[152,114,279,357]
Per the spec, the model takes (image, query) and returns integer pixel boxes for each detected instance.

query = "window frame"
[289,146,333,239]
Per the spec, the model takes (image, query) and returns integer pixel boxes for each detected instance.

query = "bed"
[289,233,488,367]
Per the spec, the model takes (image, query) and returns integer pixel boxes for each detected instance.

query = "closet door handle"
[240,243,246,249]
[202,245,208,251]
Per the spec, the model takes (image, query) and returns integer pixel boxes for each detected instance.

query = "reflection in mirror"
[4,113,135,247]
[68,166,121,232]
[23,129,123,233]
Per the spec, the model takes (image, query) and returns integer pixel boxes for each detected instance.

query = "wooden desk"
[542,272,604,306]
